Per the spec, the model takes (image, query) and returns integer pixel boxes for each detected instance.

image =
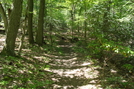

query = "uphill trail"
[46,40,102,89]
[0,33,132,88]
[0,32,101,89]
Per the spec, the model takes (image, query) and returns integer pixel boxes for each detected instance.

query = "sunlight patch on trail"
[78,85,102,89]
[46,56,101,89]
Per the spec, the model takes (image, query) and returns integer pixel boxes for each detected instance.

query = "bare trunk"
[0,3,8,31]
[36,0,45,46]
[28,0,34,44]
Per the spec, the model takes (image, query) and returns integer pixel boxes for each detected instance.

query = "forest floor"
[43,41,102,89]
[0,33,134,89]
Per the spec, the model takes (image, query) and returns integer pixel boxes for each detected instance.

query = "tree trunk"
[36,0,45,46]
[0,3,8,31]
[70,2,75,38]
[1,0,23,56]
[8,8,12,20]
[84,1,87,42]
[28,0,34,44]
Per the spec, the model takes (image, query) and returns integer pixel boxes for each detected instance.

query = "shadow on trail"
[43,40,102,89]
[42,40,134,89]
[1,35,133,88]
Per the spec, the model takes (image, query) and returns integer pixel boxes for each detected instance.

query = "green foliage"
[0,0,12,4]
[44,16,61,30]
[0,56,53,88]
[122,64,134,71]
[101,40,134,57]
[105,76,123,83]
[0,81,8,85]
[0,0,134,88]
[102,76,134,89]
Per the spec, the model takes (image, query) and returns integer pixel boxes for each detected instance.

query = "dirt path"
[46,41,102,89]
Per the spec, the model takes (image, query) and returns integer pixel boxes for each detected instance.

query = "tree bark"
[1,0,23,56]
[28,0,34,44]
[36,0,45,46]
[0,3,8,31]
[84,1,87,42]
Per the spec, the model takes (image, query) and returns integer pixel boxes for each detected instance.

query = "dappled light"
[0,34,5,51]
[0,0,134,89]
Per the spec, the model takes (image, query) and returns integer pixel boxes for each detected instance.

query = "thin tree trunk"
[84,1,87,42]
[0,3,8,31]
[18,28,25,56]
[70,3,75,38]
[28,0,34,44]
[18,17,27,56]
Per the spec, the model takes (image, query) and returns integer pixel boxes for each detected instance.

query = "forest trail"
[46,41,102,89]
[0,33,102,89]
[1,34,133,88]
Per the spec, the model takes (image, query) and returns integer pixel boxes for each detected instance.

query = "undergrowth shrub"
[74,33,134,88]
[75,33,134,72]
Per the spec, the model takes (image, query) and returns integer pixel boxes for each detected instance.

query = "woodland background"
[0,0,134,89]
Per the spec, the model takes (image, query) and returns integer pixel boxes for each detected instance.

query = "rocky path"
[46,41,102,89]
